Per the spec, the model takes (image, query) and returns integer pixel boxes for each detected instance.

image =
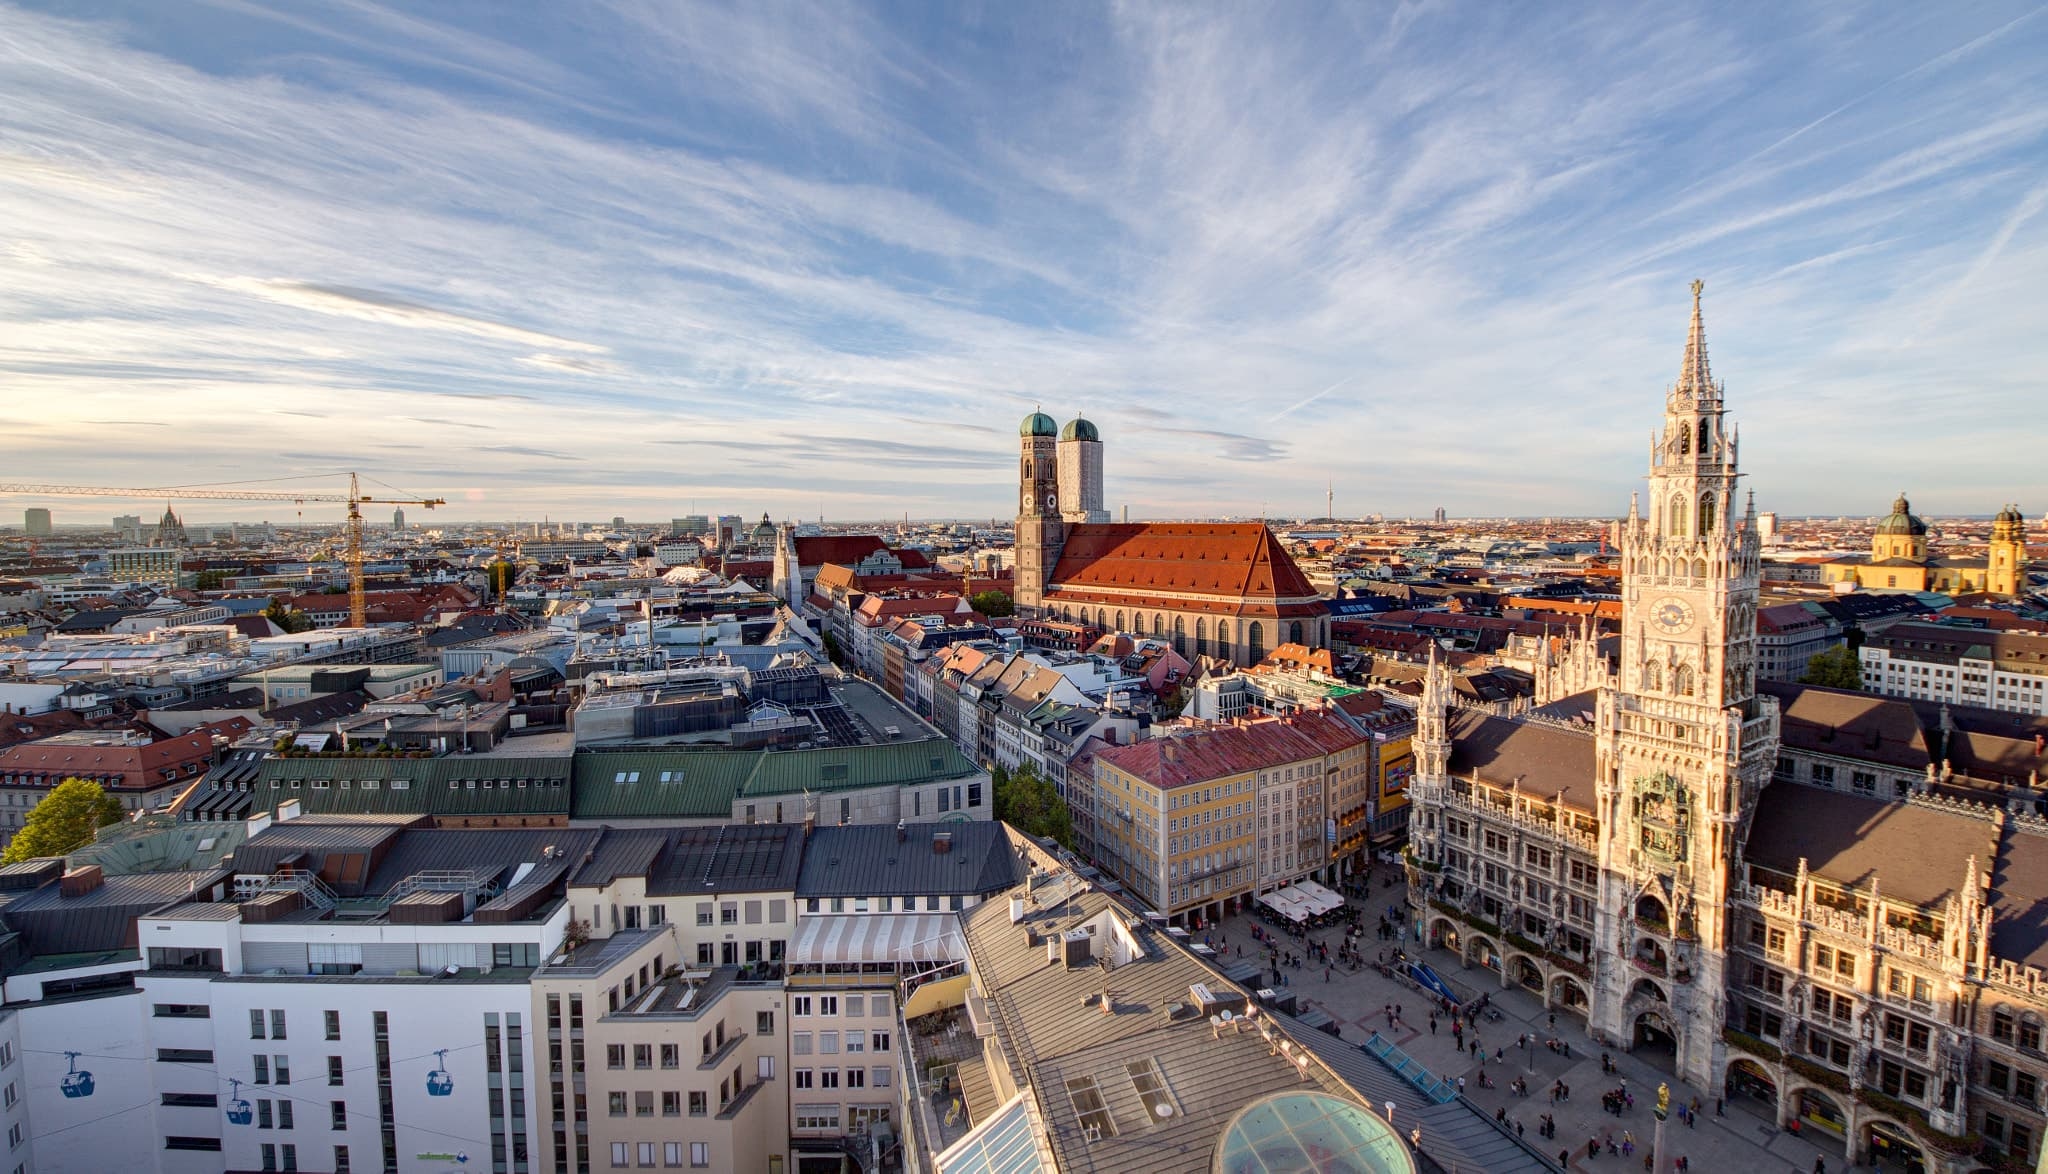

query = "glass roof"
[1214,1092,1415,1174]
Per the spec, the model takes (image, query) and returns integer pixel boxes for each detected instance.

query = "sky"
[3,2,2046,525]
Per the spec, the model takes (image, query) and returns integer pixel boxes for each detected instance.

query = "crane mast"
[0,475,446,628]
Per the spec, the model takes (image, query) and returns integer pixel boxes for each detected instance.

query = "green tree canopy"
[263,599,314,633]
[1800,645,1864,691]
[993,763,1073,849]
[2,778,125,864]
[193,569,230,590]
[969,589,1015,618]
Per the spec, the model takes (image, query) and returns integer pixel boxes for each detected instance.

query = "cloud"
[0,3,2042,519]
[480,445,582,461]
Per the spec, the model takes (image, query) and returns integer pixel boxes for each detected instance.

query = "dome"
[1214,1091,1416,1174]
[1020,411,1057,437]
[1061,416,1100,442]
[1875,493,1927,537]
[1996,503,2025,526]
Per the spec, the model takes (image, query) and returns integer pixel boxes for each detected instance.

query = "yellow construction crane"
[0,473,446,627]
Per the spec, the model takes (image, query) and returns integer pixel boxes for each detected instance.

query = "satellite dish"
[1154,1103,1173,1118]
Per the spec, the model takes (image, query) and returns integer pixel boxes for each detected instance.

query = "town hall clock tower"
[1590,282,1780,1089]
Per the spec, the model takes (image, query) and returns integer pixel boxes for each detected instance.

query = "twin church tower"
[1013,412,1107,611]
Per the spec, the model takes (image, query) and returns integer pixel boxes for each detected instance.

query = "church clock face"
[1651,597,1695,635]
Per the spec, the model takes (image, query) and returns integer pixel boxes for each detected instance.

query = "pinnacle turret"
[1671,279,1721,408]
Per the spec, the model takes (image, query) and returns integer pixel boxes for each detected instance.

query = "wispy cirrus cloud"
[1,1,2044,521]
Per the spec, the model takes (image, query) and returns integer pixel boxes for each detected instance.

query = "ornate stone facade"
[1403,285,2048,1171]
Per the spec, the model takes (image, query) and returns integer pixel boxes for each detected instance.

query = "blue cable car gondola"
[59,1051,93,1099]
[426,1049,453,1097]
[225,1078,253,1126]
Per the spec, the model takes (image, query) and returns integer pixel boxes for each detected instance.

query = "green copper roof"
[1060,416,1099,442]
[572,738,979,820]
[1020,411,1057,437]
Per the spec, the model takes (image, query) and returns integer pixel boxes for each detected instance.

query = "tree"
[993,763,1074,849]
[3,778,125,864]
[264,599,314,634]
[1800,645,1864,691]
[193,569,230,590]
[969,589,1014,618]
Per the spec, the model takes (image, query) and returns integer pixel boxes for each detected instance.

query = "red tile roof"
[1093,710,1367,789]
[1048,524,1322,614]
[0,717,250,791]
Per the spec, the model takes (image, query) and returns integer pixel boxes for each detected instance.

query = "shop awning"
[788,913,965,966]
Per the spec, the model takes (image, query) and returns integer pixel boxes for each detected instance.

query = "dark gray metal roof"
[645,823,805,895]
[2,868,222,958]
[796,822,1021,899]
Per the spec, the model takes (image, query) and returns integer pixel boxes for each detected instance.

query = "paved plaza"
[1204,875,1891,1174]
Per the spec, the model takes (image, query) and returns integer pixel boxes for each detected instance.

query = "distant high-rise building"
[1755,510,1777,545]
[392,506,406,531]
[1433,506,1447,524]
[674,514,711,536]
[112,513,142,541]
[22,508,51,537]
[612,515,625,529]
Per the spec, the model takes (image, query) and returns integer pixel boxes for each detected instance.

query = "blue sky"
[3,2,2045,524]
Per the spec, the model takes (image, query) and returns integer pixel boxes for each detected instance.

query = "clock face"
[1651,597,1695,634]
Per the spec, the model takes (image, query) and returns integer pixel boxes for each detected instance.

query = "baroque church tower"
[1589,281,1780,1087]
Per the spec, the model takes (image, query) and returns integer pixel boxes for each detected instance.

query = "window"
[254,1055,271,1083]
[608,1091,627,1118]
[635,1091,654,1117]
[328,1056,344,1086]
[154,1003,210,1019]
[611,1142,629,1168]
[662,1090,680,1116]
[871,1031,892,1052]
[794,1069,813,1090]
[634,1044,653,1070]
[165,1138,224,1152]
[324,1010,341,1041]
[607,1044,625,1070]
[334,1145,350,1174]
[793,1033,812,1056]
[820,1068,840,1089]
[690,1143,710,1168]
[660,1043,679,1069]
[792,996,812,1017]
[757,1011,775,1037]
[331,1101,347,1130]
[272,1009,287,1039]
[252,1009,269,1039]
[819,996,838,1014]
[274,1055,290,1085]
[161,1091,218,1108]
[664,1142,683,1168]
[689,1091,707,1117]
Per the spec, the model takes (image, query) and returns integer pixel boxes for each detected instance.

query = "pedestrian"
[1548,1012,1556,1031]
[1516,1119,1524,1137]
[1429,1013,1438,1036]
[1496,1107,1507,1125]
[1410,1126,1422,1149]
[1814,1159,1826,1174]
[1560,1150,1571,1168]
[1587,1138,1599,1160]
[1325,967,1331,983]
[1714,1096,1724,1117]
[1457,1076,1466,1095]
[1686,1103,1695,1129]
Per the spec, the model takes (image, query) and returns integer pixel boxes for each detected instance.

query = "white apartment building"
[1860,623,2048,716]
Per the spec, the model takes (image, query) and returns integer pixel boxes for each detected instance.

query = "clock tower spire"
[1589,281,1778,1089]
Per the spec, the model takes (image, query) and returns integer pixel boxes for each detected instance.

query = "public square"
[1205,873,1887,1174]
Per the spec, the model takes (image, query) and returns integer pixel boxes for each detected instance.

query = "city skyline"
[4,2,2046,521]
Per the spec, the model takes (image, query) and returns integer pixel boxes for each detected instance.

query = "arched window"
[1289,620,1305,646]
[1693,557,1708,579]
[1153,613,1164,638]
[1174,615,1186,655]
[1669,495,1687,538]
[1097,608,1107,629]
[1216,621,1232,657]
[1195,618,1208,657]
[1698,418,1711,450]
[1645,661,1663,690]
[1247,621,1265,664]
[1675,422,1691,455]
[1698,494,1716,535]
[1656,558,1669,578]
[1672,664,1694,696]
[1114,610,1125,633]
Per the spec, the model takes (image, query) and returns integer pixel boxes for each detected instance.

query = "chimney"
[277,797,302,823]
[932,832,953,855]
[896,820,908,843]
[60,865,105,898]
